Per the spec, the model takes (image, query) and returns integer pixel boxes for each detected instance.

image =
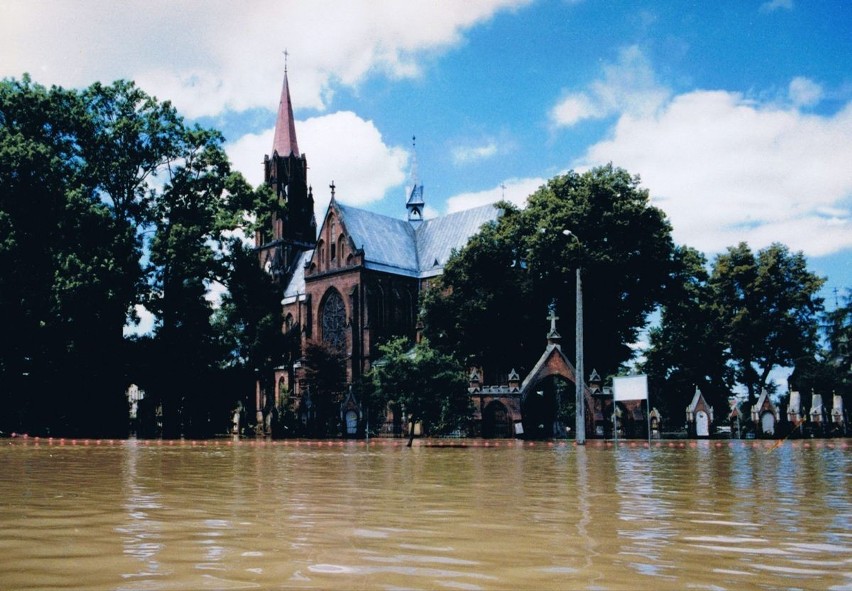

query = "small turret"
[406,136,425,228]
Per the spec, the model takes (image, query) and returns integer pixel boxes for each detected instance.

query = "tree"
[788,293,851,400]
[302,341,347,437]
[421,202,535,380]
[642,246,732,420]
[710,242,825,404]
[0,76,261,437]
[369,337,471,446]
[213,236,289,431]
[0,76,137,436]
[143,127,258,437]
[423,164,676,381]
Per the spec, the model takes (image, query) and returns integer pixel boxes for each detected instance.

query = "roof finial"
[406,135,424,227]
[409,135,420,188]
[284,49,289,74]
[330,180,336,199]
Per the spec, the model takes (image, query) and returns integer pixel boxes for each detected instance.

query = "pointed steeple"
[258,62,314,283]
[406,135,424,228]
[272,69,299,157]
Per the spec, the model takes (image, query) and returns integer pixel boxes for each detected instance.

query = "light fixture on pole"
[563,229,586,445]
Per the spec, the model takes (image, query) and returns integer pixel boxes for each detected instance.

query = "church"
[253,68,502,433]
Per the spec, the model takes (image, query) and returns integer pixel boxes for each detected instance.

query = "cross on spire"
[283,49,289,73]
[329,180,336,199]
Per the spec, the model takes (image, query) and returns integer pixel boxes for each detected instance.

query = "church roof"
[279,200,500,301]
[272,72,300,157]
[686,388,707,412]
[336,202,420,274]
[335,201,500,278]
[281,248,313,303]
[415,205,501,277]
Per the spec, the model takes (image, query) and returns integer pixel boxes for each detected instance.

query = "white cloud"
[0,0,531,118]
[446,176,547,213]
[550,94,602,127]
[451,141,499,165]
[226,111,409,219]
[576,89,852,257]
[550,45,669,127]
[123,304,156,337]
[760,0,794,13]
[788,77,824,108]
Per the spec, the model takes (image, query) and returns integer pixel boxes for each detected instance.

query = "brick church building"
[253,68,501,433]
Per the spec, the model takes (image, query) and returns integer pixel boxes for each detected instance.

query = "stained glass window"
[321,289,346,350]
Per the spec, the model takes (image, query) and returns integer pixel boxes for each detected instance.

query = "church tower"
[257,66,316,281]
[406,136,425,228]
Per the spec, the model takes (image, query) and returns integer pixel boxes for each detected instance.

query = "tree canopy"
[423,164,676,381]
[369,337,471,445]
[642,246,733,417]
[644,242,826,421]
[0,75,270,437]
[711,242,824,403]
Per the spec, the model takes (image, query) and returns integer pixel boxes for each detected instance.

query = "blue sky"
[2,0,851,310]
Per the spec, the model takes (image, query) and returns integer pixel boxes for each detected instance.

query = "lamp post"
[564,230,586,445]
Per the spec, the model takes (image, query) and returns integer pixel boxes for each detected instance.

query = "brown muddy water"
[0,437,850,590]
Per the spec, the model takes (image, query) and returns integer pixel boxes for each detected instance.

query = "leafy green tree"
[788,294,851,400]
[302,341,347,437]
[424,164,675,381]
[213,236,289,429]
[642,246,732,419]
[421,202,535,380]
[143,127,257,437]
[369,337,471,446]
[0,76,135,435]
[0,75,262,437]
[710,242,825,404]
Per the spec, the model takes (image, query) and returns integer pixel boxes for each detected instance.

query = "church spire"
[406,135,425,228]
[272,66,299,157]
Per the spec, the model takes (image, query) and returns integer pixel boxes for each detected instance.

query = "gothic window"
[321,289,347,351]
[337,235,346,264]
[316,240,325,271]
[329,219,337,262]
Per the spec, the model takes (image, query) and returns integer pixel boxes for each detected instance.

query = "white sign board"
[613,375,648,401]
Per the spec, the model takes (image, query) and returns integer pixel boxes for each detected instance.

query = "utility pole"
[575,264,586,444]
[564,230,586,445]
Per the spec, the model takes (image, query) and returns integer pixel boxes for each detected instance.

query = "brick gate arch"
[518,343,593,438]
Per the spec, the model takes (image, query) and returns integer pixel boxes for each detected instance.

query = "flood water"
[0,438,850,591]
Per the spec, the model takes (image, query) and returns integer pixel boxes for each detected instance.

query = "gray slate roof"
[281,201,500,300]
[282,248,313,302]
[337,201,500,277]
[336,203,419,275]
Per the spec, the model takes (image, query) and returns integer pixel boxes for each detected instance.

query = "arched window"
[321,289,347,351]
[337,235,346,264]
[329,220,337,262]
[316,240,325,271]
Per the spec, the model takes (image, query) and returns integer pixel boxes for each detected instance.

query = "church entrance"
[760,411,776,436]
[521,375,571,439]
[482,400,512,438]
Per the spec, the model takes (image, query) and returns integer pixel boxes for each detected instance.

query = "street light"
[564,229,586,445]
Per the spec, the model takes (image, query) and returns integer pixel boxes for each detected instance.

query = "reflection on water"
[0,438,850,590]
